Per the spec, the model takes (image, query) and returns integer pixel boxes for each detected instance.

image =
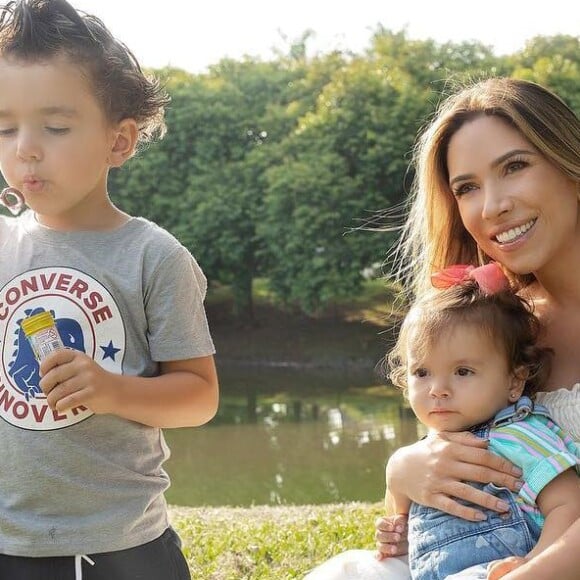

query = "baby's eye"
[0,127,16,136]
[456,367,473,377]
[412,367,429,378]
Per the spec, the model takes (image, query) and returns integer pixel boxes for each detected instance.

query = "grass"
[169,502,384,579]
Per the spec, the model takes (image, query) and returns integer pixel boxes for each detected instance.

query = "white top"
[536,383,580,442]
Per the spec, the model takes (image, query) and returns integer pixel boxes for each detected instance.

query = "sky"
[74,0,579,73]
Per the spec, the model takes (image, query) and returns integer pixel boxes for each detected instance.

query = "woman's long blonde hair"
[394,78,580,298]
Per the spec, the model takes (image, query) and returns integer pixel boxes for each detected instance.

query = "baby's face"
[406,323,523,432]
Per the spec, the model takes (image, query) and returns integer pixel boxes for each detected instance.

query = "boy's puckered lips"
[22,174,45,192]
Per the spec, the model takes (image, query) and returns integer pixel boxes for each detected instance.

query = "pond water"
[163,364,423,507]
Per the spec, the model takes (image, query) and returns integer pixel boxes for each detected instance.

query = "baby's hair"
[0,0,170,145]
[388,282,552,398]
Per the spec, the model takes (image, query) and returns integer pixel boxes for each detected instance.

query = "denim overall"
[408,397,544,580]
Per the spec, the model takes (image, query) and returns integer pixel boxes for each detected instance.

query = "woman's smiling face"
[447,115,579,277]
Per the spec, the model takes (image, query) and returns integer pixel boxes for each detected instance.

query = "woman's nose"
[481,182,513,220]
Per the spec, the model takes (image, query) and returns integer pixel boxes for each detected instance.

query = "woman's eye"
[452,182,477,197]
[505,159,528,174]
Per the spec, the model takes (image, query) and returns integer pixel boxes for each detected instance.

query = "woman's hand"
[375,514,408,560]
[386,432,523,521]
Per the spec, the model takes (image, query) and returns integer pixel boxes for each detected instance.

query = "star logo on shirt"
[100,340,121,361]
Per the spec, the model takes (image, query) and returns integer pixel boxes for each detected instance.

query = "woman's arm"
[489,469,580,579]
[489,516,580,580]
[386,432,523,520]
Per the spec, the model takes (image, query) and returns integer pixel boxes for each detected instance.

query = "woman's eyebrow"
[449,148,537,186]
[489,148,536,169]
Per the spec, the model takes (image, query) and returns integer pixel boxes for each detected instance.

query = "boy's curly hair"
[387,282,552,398]
[0,0,170,145]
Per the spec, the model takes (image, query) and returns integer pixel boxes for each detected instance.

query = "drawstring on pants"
[74,555,95,580]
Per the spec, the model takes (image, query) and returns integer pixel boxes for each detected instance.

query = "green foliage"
[170,503,384,579]
[509,35,580,111]
[107,31,579,318]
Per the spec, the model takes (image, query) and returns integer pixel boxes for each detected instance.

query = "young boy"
[0,1,218,578]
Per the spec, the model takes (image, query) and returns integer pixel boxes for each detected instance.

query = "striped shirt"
[489,415,579,527]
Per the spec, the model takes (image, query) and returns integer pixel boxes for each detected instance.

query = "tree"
[107,33,575,319]
[260,56,429,313]
[509,35,580,112]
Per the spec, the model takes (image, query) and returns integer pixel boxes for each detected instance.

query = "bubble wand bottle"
[0,187,25,215]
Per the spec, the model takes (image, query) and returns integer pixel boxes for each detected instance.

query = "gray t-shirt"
[0,211,215,556]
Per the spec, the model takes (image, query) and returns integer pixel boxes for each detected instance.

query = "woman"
[305,77,579,579]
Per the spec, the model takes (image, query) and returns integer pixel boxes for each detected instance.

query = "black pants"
[0,528,191,580]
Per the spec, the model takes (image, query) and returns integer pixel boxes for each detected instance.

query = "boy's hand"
[39,349,119,414]
[487,556,527,579]
[375,514,408,560]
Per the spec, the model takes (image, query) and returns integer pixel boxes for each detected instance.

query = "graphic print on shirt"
[0,267,125,430]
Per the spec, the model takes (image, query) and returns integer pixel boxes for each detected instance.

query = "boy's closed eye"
[46,127,71,135]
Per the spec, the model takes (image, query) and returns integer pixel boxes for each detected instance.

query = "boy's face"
[0,55,129,229]
[406,323,524,432]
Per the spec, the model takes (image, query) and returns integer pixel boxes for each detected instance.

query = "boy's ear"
[108,118,138,168]
[509,366,527,400]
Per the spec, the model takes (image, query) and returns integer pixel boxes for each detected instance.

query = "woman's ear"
[108,118,138,168]
[508,366,527,401]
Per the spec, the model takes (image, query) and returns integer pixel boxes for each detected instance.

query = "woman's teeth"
[496,219,535,244]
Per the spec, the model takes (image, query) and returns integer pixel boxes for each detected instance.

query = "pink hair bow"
[431,263,509,295]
